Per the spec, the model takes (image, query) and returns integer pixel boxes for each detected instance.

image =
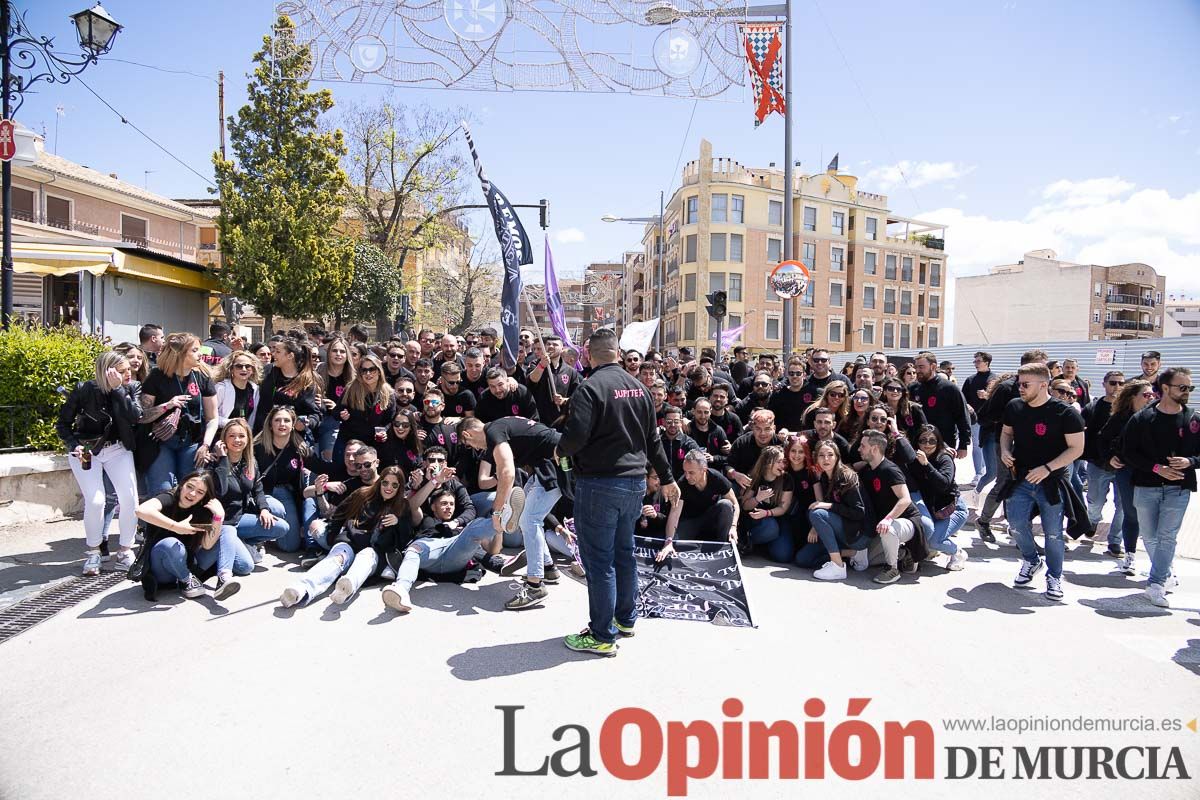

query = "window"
[765,316,781,340]
[901,257,913,282]
[200,227,217,248]
[829,282,843,307]
[683,312,696,340]
[848,213,855,230]
[800,280,814,307]
[885,254,897,280]
[899,323,911,349]
[711,233,727,261]
[930,262,941,287]
[1104,310,1112,322]
[829,319,842,342]
[864,251,877,275]
[831,247,844,272]
[803,206,817,232]
[802,242,816,271]
[767,237,782,263]
[48,196,72,229]
[686,196,698,224]
[863,285,876,310]
[685,234,697,262]
[729,314,742,329]
[684,273,696,301]
[918,294,925,316]
[710,272,726,293]
[799,317,814,344]
[883,322,895,348]
[900,290,912,315]
[1094,281,1102,297]
[831,211,845,236]
[929,294,940,319]
[729,233,743,262]
[866,217,878,241]
[884,288,896,314]
[712,194,728,223]
[918,262,927,284]
[928,326,939,348]
[121,213,148,245]
[12,187,35,222]
[768,200,782,226]
[862,321,875,344]
[731,195,745,224]
[729,273,742,302]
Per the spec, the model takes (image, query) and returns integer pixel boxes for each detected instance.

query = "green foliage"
[0,324,106,451]
[339,240,404,324]
[213,15,354,328]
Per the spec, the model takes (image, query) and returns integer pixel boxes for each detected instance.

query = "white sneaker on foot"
[330,576,354,605]
[947,549,967,571]
[1119,552,1136,576]
[109,549,136,571]
[280,586,304,608]
[1145,584,1169,608]
[82,551,102,576]
[849,550,869,572]
[382,585,412,613]
[500,486,526,534]
[814,561,847,581]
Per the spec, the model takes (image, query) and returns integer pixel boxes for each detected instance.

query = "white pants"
[68,443,139,549]
[867,517,917,568]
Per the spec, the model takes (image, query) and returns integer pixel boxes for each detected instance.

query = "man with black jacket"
[1083,370,1126,556]
[724,409,786,490]
[961,351,994,490]
[1121,366,1199,608]
[556,329,679,656]
[909,351,971,458]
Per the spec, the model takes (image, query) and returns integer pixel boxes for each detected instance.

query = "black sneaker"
[481,553,507,574]
[542,565,561,585]
[898,549,918,574]
[500,550,527,577]
[214,577,241,601]
[977,522,996,544]
[180,575,207,599]
[505,580,548,610]
[299,548,325,570]
[99,538,110,558]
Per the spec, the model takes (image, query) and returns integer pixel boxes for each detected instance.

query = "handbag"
[151,407,182,442]
[932,501,958,521]
[126,541,151,583]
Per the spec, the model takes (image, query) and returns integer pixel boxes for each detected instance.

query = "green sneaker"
[564,631,619,657]
[613,619,635,638]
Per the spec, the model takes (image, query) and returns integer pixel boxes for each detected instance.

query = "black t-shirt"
[475,386,539,424]
[689,422,729,454]
[709,408,744,440]
[484,417,560,471]
[230,383,255,421]
[1002,398,1085,474]
[749,474,794,512]
[678,468,733,520]
[419,418,460,462]
[444,388,477,417]
[143,368,215,428]
[255,441,307,495]
[325,369,351,409]
[768,388,812,430]
[145,490,213,549]
[858,458,921,528]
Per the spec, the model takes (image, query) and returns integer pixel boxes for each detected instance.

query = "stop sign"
[0,120,14,162]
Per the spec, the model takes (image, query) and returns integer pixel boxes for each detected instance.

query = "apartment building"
[625,138,948,355]
[954,249,1166,345]
[1164,298,1200,337]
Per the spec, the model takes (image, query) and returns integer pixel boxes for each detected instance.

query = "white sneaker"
[330,576,355,605]
[947,549,967,571]
[1119,553,1136,576]
[499,487,526,534]
[252,544,265,565]
[1145,584,1169,608]
[380,565,396,581]
[849,550,869,572]
[1166,574,1180,594]
[109,549,136,571]
[382,585,412,613]
[81,551,102,576]
[279,587,304,608]
[814,561,847,581]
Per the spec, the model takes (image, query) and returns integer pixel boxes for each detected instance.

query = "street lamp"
[646,0,794,360]
[1,2,123,328]
[601,189,666,350]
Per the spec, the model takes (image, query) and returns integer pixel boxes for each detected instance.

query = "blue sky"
[15,0,1200,303]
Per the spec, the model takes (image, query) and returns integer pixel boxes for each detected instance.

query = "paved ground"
[0,463,1198,799]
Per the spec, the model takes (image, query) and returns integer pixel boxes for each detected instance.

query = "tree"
[421,231,503,335]
[338,241,405,329]
[213,15,354,334]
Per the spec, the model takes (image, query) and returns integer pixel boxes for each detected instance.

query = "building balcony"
[1104,319,1155,332]
[1106,293,1155,307]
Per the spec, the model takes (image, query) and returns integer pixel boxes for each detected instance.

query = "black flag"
[827,153,839,172]
[462,122,532,371]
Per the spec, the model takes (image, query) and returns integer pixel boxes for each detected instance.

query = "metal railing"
[1102,319,1156,331]
[1106,293,1155,307]
[0,405,45,453]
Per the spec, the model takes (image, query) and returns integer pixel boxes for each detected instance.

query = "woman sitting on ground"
[803,441,868,581]
[213,418,289,564]
[739,445,795,563]
[910,424,969,570]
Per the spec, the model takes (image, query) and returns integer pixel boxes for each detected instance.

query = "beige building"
[954,249,1166,345]
[625,138,948,355]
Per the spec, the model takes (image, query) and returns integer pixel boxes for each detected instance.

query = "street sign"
[1094,348,1116,365]
[0,120,15,162]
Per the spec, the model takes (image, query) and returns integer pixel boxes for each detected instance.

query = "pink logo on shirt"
[374,403,383,414]
[290,458,300,468]
[803,393,812,403]
[801,480,809,490]
[406,449,417,461]
[872,477,882,492]
[511,404,519,415]
[1190,419,1199,434]
[437,434,445,445]
[905,415,913,427]
[1034,423,1047,436]
[677,448,684,459]
[450,433,458,444]
[926,396,937,408]
[187,381,199,397]
[561,374,569,386]
[335,385,345,398]
[455,405,464,414]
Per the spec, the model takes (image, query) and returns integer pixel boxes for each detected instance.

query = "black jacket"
[56,380,143,452]
[978,375,1017,438]
[911,450,959,510]
[558,363,673,482]
[1121,402,1200,490]
[1082,397,1114,467]
[910,374,971,450]
[253,367,322,441]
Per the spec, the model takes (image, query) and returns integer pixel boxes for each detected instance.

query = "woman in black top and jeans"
[253,336,322,449]
[803,441,867,580]
[140,333,219,494]
[212,418,288,564]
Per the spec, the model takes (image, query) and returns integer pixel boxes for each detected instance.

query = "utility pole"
[781,0,794,361]
[217,70,226,160]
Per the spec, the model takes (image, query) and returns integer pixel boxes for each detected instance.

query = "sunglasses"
[443,378,460,385]
[812,357,830,363]
[787,371,804,377]
[918,437,937,444]
[380,480,401,489]
[826,392,846,398]
[425,398,442,405]
[234,363,255,371]
[427,457,447,464]
[360,366,380,374]
[884,386,902,393]
[392,419,411,427]
[1018,381,1043,388]
[1171,385,1195,392]
[853,395,871,402]
[1107,380,1125,386]
[387,353,404,359]
[1140,391,1156,399]
[754,382,771,388]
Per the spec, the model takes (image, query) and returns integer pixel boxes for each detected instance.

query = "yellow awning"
[113,250,218,292]
[12,243,113,277]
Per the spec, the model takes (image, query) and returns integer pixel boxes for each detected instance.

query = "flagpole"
[523,287,562,404]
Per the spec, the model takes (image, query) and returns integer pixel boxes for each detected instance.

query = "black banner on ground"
[633,536,755,628]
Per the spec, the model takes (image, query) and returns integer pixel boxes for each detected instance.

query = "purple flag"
[543,238,577,355]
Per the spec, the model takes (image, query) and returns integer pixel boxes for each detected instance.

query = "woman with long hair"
[379,406,424,475]
[212,418,288,565]
[841,389,874,441]
[279,466,411,608]
[140,332,219,494]
[880,377,927,445]
[805,441,867,581]
[252,336,321,448]
[134,470,248,602]
[254,406,315,554]
[786,434,825,567]
[213,350,261,428]
[112,342,150,383]
[55,351,142,575]
[740,445,795,562]
[801,384,849,431]
[333,352,395,459]
[1099,379,1155,576]
[316,334,356,461]
[911,424,969,570]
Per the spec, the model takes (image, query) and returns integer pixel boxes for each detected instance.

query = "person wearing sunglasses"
[333,353,398,460]
[1096,379,1153,576]
[735,372,776,424]
[623,349,643,376]
[1121,366,1199,608]
[842,390,874,441]
[1082,371,1127,557]
[418,388,460,464]
[379,408,424,476]
[911,425,969,570]
[768,362,815,432]
[213,351,262,430]
[801,349,853,399]
[438,362,477,418]
[998,363,1085,602]
[800,384,849,433]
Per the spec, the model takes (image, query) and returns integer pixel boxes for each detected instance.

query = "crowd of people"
[55,318,1193,655]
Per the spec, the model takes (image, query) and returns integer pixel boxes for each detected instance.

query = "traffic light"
[539,198,549,230]
[705,290,727,320]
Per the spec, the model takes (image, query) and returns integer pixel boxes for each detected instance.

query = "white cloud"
[1037,176,1133,208]
[554,227,586,244]
[1168,114,1182,124]
[864,160,976,192]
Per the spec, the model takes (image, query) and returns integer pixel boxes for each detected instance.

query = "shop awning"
[12,243,114,277]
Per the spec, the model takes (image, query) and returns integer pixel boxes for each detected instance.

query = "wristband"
[212,515,224,523]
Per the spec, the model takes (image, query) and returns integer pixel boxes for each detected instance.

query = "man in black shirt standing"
[768,362,811,431]
[1000,363,1085,602]
[525,334,580,426]
[475,367,539,424]
[707,385,743,441]
[800,349,852,399]
[1083,370,1125,556]
[961,351,994,490]
[910,350,971,459]
[557,329,678,656]
[857,430,925,585]
[729,346,753,386]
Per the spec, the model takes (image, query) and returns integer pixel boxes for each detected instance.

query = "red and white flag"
[740,23,785,127]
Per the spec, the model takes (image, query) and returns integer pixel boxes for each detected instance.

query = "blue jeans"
[228,494,289,546]
[1086,465,1123,547]
[970,422,985,479]
[975,432,999,494]
[149,527,253,583]
[927,497,969,555]
[1133,485,1190,587]
[147,431,201,494]
[270,485,319,553]
[290,542,379,604]
[574,476,645,645]
[1114,467,1139,553]
[471,490,496,518]
[317,415,341,459]
[911,491,936,543]
[392,518,496,593]
[808,507,869,555]
[519,477,561,580]
[1067,461,1085,498]
[1007,481,1065,579]
[748,516,795,563]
